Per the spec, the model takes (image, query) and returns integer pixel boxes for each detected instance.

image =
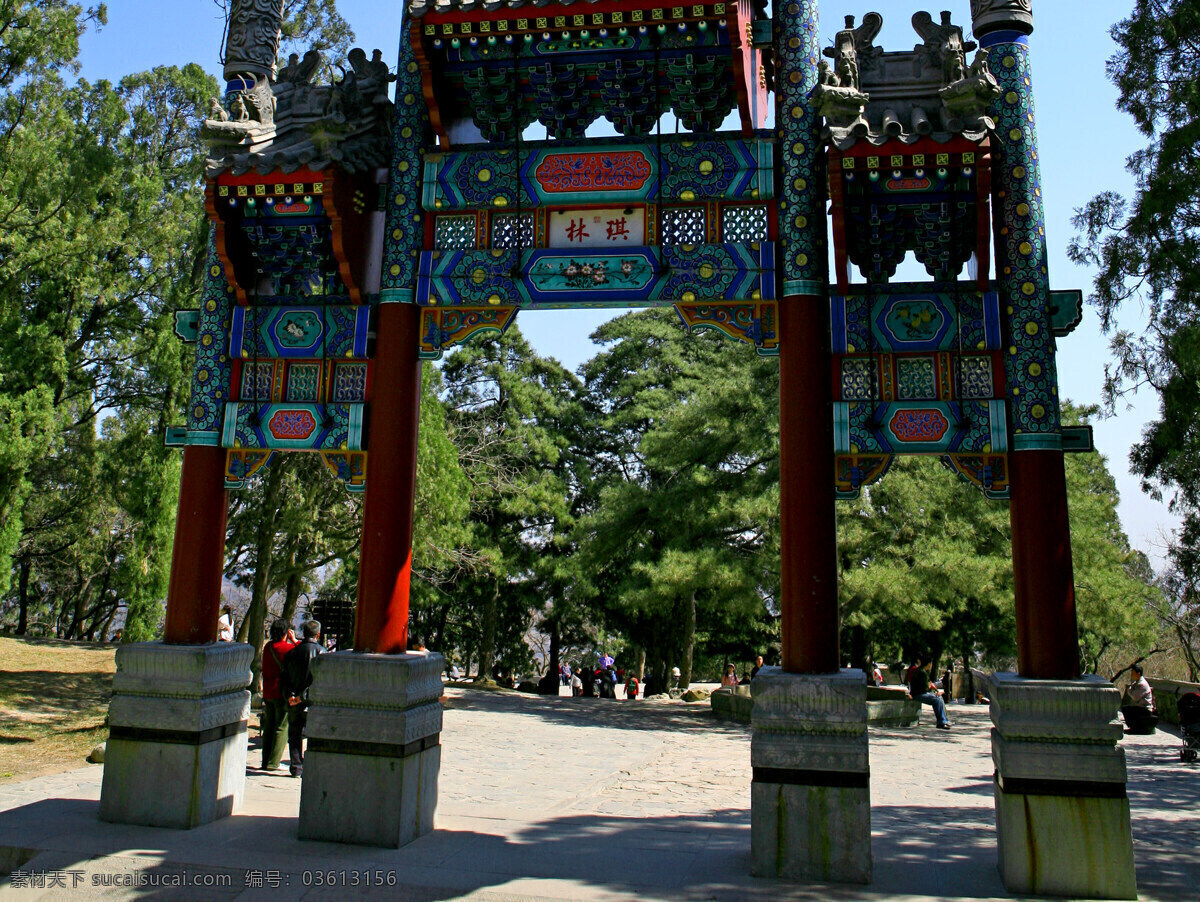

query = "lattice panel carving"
[896,357,937,401]
[841,358,875,400]
[661,208,705,246]
[286,363,322,403]
[491,214,534,249]
[722,206,768,243]
[959,356,994,400]
[332,363,369,403]
[240,363,275,402]
[435,216,477,250]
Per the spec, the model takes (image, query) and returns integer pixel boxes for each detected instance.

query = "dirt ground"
[0,637,116,784]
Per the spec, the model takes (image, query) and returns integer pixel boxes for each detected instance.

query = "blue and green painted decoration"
[417,243,775,308]
[169,2,1081,503]
[983,32,1062,451]
[380,32,430,305]
[424,136,775,211]
[774,0,826,298]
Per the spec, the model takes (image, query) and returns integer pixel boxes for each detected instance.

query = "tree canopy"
[0,0,1172,690]
[1070,0,1200,679]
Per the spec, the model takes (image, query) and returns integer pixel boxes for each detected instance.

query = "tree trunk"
[680,592,696,689]
[244,461,285,695]
[848,625,868,672]
[279,542,303,627]
[16,559,30,635]
[432,601,450,653]
[97,602,118,644]
[548,623,561,682]
[1175,621,1199,683]
[961,639,976,704]
[476,581,499,681]
[634,645,646,680]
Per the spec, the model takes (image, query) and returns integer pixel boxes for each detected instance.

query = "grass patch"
[0,636,116,784]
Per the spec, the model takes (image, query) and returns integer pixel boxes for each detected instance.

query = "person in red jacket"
[259,621,296,771]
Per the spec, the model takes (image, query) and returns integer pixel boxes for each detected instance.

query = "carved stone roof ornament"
[203,1,395,177]
[970,0,1034,38]
[828,13,884,91]
[205,0,285,153]
[913,10,976,84]
[809,14,881,135]
[204,48,396,177]
[812,10,1002,150]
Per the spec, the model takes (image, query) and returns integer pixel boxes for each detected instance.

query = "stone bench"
[710,686,753,724]
[866,698,921,727]
[865,685,920,726]
[712,684,920,728]
[1148,678,1200,726]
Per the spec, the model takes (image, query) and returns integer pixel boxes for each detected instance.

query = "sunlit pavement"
[0,686,1194,901]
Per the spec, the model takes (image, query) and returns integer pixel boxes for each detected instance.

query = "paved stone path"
[0,687,1195,901]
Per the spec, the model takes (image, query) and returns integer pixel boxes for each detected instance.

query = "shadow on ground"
[19,797,1181,902]
[0,798,1011,901]
[443,688,751,739]
[0,693,1194,900]
[0,671,112,724]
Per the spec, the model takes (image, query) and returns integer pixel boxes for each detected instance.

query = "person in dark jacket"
[908,655,951,729]
[281,619,324,776]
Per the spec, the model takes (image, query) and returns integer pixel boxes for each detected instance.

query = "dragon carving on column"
[225,0,286,79]
[206,0,285,146]
[970,0,1034,35]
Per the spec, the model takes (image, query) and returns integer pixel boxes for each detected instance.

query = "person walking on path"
[625,673,639,700]
[908,655,951,729]
[259,621,296,771]
[281,620,324,776]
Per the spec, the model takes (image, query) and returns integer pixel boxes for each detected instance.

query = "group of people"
[259,619,325,776]
[721,655,767,687]
[562,659,639,699]
[220,605,327,775]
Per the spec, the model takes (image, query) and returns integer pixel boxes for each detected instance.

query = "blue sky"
[78,1,1181,566]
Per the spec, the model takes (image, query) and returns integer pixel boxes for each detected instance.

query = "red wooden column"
[1010,450,1081,679]
[355,302,423,654]
[778,296,841,674]
[164,446,230,645]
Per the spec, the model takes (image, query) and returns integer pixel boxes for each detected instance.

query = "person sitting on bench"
[908,655,951,730]
[1121,662,1158,735]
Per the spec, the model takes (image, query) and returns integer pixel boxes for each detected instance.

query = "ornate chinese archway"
[100,2,1137,897]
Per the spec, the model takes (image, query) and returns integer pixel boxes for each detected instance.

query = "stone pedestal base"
[987,673,1137,899]
[297,651,444,848]
[750,668,871,884]
[99,642,252,829]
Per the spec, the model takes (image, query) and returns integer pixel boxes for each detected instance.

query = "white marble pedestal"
[297,651,444,848]
[99,642,253,829]
[987,673,1137,899]
[750,668,872,884]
